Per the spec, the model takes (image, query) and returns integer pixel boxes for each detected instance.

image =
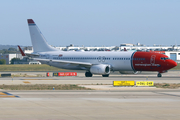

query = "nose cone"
[169,60,177,69]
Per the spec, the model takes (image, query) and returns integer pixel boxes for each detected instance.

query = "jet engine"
[90,64,110,75]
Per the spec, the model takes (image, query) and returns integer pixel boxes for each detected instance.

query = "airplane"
[22,19,177,77]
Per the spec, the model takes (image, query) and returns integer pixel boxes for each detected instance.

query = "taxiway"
[0,71,180,120]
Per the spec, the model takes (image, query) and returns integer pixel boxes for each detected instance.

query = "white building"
[0,54,23,64]
[165,51,180,63]
[23,44,180,63]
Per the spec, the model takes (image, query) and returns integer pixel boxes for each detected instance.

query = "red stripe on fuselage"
[132,52,176,72]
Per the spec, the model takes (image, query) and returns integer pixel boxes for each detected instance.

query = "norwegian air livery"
[25,19,177,77]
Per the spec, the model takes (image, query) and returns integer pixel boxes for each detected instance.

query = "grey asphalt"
[0,71,180,120]
[0,90,180,120]
[0,71,180,86]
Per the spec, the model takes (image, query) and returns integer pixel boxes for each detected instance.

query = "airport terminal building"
[0,54,22,64]
[1,43,180,64]
[0,53,41,65]
[23,44,180,63]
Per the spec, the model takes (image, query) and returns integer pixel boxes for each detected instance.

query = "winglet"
[18,45,26,56]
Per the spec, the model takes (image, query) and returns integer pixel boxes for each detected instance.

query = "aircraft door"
[97,56,106,62]
[102,56,105,62]
[46,54,50,59]
[98,56,101,62]
[150,55,158,70]
[150,55,156,65]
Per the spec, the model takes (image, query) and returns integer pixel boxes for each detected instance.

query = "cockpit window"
[160,57,170,60]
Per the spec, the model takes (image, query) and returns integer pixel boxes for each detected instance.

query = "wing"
[18,45,92,68]
[33,58,92,68]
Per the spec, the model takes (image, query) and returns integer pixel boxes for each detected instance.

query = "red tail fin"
[18,45,26,56]
[27,19,35,24]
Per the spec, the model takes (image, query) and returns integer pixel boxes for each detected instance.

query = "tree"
[0,48,18,54]
[10,58,20,64]
[0,59,6,65]
[8,47,17,51]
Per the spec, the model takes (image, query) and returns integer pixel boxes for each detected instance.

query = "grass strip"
[154,83,180,89]
[0,64,69,72]
[171,63,180,70]
[0,84,92,90]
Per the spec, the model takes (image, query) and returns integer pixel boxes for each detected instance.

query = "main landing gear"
[85,71,92,77]
[85,72,109,77]
[102,74,109,77]
[157,73,162,77]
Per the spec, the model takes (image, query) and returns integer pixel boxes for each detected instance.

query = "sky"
[0,0,180,47]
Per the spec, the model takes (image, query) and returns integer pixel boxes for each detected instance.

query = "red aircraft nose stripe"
[170,60,177,68]
[132,52,177,72]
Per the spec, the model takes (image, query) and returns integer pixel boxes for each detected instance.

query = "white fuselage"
[38,51,135,71]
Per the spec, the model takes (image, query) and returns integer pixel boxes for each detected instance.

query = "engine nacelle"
[90,64,110,75]
[119,71,138,74]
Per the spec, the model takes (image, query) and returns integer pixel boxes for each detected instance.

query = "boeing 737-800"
[23,19,177,77]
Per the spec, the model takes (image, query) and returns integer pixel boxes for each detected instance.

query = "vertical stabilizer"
[27,19,58,52]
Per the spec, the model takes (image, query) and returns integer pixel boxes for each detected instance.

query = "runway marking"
[0,92,7,95]
[0,96,17,98]
[0,92,19,98]
[154,92,180,98]
[23,81,31,83]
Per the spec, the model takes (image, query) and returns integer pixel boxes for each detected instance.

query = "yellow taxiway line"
[0,92,19,98]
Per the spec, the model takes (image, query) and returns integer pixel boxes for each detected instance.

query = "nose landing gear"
[157,73,162,77]
[157,70,167,77]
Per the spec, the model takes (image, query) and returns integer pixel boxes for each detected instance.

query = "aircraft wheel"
[157,73,162,77]
[85,72,92,77]
[102,74,109,77]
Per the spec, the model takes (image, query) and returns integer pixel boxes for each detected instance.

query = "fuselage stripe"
[131,52,136,71]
